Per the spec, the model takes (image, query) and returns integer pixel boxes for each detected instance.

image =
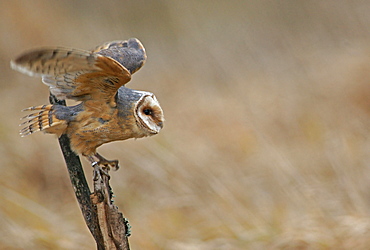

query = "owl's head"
[135,93,164,135]
[117,87,164,136]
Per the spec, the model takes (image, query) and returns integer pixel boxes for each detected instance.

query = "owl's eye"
[143,108,152,115]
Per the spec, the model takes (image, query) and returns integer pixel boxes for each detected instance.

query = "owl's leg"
[95,153,120,171]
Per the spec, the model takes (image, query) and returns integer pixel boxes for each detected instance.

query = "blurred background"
[1,1,370,249]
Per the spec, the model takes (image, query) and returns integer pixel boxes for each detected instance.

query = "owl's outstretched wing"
[93,38,146,74]
[11,38,146,105]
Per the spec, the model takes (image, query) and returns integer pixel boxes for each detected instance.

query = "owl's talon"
[106,160,119,171]
[96,159,119,171]
[95,153,120,171]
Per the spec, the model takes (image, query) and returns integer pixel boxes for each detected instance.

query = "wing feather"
[11,47,131,102]
[11,48,99,77]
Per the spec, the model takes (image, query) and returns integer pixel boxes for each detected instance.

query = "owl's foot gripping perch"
[95,153,120,171]
[87,153,120,172]
[88,154,119,181]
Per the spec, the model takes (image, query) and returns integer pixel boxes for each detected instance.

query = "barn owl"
[11,38,164,170]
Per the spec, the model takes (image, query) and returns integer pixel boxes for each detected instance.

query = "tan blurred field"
[1,1,370,249]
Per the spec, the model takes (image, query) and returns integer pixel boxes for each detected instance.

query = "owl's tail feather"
[20,104,67,137]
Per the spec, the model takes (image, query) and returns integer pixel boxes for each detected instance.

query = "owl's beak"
[157,121,164,129]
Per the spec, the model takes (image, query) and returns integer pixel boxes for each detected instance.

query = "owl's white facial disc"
[135,94,164,135]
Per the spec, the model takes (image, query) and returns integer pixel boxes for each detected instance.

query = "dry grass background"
[0,0,370,249]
